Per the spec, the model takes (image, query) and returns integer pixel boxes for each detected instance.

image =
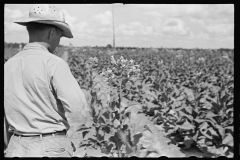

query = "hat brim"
[15,20,73,38]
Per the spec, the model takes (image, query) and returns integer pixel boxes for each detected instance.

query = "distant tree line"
[4,42,67,48]
[5,42,27,48]
[4,42,233,53]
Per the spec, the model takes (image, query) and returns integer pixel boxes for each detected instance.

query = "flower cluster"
[158,60,163,65]
[128,65,140,77]
[197,57,205,63]
[100,68,115,81]
[101,56,141,81]
[89,57,99,63]
[110,55,117,64]
[195,72,202,76]
[176,54,183,59]
[110,55,135,69]
[222,54,230,61]
[107,50,118,56]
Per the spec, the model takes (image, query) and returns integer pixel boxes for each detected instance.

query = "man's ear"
[48,28,56,40]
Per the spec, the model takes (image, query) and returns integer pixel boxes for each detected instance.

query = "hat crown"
[14,4,73,38]
[29,4,65,22]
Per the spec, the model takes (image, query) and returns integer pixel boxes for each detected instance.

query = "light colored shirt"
[4,43,91,135]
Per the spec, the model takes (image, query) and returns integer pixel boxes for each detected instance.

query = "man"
[4,4,92,157]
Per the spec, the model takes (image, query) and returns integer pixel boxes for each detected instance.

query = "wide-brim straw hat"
[14,4,73,38]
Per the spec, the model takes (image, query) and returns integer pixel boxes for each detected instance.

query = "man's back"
[4,43,70,135]
[4,4,85,157]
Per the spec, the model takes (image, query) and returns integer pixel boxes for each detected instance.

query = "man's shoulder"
[25,47,64,65]
[42,52,66,68]
[8,49,65,68]
[45,51,63,62]
[4,52,21,66]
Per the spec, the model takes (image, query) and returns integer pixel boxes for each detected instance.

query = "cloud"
[116,23,136,36]
[178,4,234,26]
[132,4,167,10]
[4,7,26,19]
[4,21,26,32]
[189,16,234,38]
[151,18,190,38]
[141,4,234,33]
[195,32,210,40]
[144,11,162,17]
[74,21,88,33]
[135,4,203,18]
[189,31,195,40]
[62,10,77,29]
[203,4,234,22]
[115,18,190,40]
[115,21,153,38]
[94,11,112,25]
[61,9,91,37]
[206,24,233,35]
[164,18,179,27]
[141,4,233,20]
[188,31,219,42]
[173,4,234,40]
[162,18,190,36]
[144,26,153,35]
[176,4,207,18]
[4,4,234,49]
[67,10,114,39]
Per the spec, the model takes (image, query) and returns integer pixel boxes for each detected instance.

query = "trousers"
[5,132,73,157]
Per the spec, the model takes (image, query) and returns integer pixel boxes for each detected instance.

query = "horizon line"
[4,41,234,50]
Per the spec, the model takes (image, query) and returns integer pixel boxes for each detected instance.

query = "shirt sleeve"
[51,60,92,119]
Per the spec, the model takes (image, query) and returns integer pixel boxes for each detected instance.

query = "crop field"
[4,45,234,157]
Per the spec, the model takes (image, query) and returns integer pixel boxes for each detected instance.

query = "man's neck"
[30,42,52,53]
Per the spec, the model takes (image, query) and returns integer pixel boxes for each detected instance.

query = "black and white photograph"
[4,4,234,158]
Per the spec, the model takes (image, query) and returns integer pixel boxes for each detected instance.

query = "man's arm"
[4,115,13,149]
[51,60,92,120]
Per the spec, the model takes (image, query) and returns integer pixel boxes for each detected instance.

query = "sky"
[4,4,234,49]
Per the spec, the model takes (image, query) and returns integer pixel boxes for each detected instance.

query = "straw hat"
[14,4,73,38]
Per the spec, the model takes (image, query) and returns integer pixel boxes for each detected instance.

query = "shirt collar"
[22,43,50,52]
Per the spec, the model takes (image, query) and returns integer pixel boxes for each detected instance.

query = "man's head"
[26,22,63,53]
[14,4,73,52]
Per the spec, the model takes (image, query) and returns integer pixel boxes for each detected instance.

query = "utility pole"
[112,4,115,48]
